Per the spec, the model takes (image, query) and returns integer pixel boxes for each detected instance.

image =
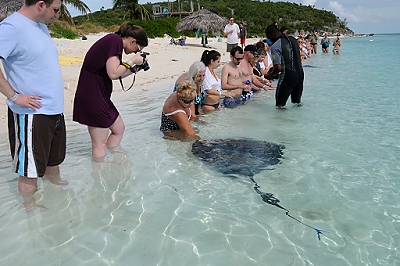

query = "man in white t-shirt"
[224,17,240,53]
[0,0,67,211]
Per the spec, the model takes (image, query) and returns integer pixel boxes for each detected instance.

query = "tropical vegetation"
[59,0,91,25]
[51,0,353,39]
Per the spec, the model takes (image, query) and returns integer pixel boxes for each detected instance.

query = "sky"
[67,0,400,34]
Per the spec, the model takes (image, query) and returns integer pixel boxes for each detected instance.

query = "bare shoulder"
[175,72,187,84]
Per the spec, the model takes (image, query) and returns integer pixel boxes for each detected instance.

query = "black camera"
[139,52,150,71]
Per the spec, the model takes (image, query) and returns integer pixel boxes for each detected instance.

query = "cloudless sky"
[67,0,400,34]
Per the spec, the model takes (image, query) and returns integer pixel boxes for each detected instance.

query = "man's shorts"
[227,43,238,53]
[8,108,66,178]
[222,96,242,108]
[240,38,246,45]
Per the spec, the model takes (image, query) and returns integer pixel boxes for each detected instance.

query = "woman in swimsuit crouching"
[160,81,200,141]
[200,50,233,113]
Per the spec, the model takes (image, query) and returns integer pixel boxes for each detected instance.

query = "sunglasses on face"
[53,8,60,13]
[235,57,244,61]
[182,98,194,104]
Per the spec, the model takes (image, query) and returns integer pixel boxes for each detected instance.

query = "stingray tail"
[250,177,324,241]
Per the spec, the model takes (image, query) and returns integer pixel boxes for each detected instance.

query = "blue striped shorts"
[8,108,66,178]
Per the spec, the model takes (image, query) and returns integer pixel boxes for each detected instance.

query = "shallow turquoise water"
[0,34,399,265]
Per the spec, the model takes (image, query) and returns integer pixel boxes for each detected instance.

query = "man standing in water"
[265,24,304,108]
[0,0,67,211]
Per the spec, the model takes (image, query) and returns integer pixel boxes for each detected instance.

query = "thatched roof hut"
[0,0,23,22]
[176,9,227,33]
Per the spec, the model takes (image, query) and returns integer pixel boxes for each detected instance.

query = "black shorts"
[8,108,66,177]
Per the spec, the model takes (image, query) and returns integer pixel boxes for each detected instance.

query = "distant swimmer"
[320,33,330,53]
[333,33,342,55]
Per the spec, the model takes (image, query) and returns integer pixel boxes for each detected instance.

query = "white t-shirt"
[203,67,221,92]
[258,61,266,71]
[266,51,273,68]
[224,23,240,44]
[0,12,64,115]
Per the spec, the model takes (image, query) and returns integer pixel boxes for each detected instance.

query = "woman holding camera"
[73,22,148,161]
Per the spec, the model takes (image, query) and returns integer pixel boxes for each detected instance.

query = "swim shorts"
[8,108,66,177]
[222,97,242,108]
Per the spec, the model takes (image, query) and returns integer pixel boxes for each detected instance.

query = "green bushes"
[63,0,352,39]
[131,18,180,38]
[49,21,80,39]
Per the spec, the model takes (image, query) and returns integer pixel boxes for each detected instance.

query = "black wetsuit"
[270,34,304,106]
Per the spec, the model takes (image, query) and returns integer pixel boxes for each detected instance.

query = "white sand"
[0,34,260,136]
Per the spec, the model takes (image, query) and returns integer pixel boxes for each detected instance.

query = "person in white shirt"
[200,50,233,113]
[224,17,240,53]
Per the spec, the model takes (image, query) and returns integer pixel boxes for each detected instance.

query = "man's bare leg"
[44,165,68,186]
[18,176,47,211]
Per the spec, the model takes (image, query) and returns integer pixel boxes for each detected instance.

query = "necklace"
[208,66,218,81]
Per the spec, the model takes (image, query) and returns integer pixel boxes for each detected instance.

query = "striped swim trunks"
[8,108,66,178]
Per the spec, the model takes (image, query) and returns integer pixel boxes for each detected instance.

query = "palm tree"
[60,0,91,25]
[113,0,151,20]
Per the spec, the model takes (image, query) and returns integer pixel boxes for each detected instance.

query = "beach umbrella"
[0,0,23,21]
[176,9,227,33]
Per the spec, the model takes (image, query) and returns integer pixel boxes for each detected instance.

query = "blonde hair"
[176,80,196,100]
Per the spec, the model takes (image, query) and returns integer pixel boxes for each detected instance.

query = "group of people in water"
[297,29,343,58]
[160,41,279,141]
[161,24,332,141]
[0,0,321,210]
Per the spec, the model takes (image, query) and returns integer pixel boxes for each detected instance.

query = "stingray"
[192,138,323,240]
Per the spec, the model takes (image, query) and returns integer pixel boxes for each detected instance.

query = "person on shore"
[333,33,342,55]
[201,29,208,47]
[220,46,251,108]
[224,17,240,53]
[0,0,67,211]
[321,33,330,53]
[73,22,149,161]
[174,61,206,117]
[265,24,304,108]
[200,50,233,113]
[239,23,247,49]
[310,29,319,54]
[160,80,200,141]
